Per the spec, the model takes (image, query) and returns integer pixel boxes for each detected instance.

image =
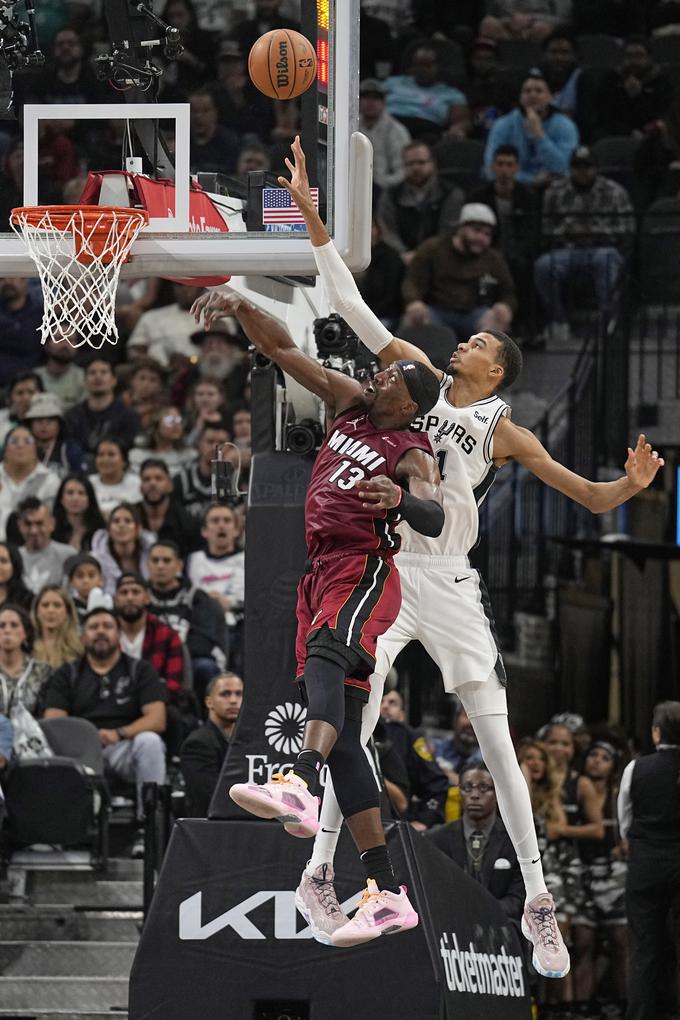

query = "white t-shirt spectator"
[89,471,142,519]
[127,303,203,367]
[186,549,244,626]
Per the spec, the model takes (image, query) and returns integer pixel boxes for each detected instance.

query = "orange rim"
[10,205,150,231]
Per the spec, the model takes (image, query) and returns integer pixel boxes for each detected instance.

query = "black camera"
[313,313,377,380]
[285,418,324,456]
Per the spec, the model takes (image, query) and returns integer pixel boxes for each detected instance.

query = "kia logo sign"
[179,888,362,940]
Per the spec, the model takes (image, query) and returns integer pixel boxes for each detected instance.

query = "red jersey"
[305,406,434,560]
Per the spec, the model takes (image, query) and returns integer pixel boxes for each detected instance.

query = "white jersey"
[399,375,508,557]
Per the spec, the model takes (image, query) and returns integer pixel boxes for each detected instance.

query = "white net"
[10,205,149,349]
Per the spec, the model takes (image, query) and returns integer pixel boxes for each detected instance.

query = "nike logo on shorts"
[454,575,470,583]
[531,856,540,864]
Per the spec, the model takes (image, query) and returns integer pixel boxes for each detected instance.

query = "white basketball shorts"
[375,553,506,693]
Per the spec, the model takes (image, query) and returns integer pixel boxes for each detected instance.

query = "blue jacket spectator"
[384,44,468,142]
[0,279,44,388]
[484,71,578,186]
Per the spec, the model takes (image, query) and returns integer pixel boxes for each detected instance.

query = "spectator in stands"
[18,498,76,594]
[187,503,244,670]
[180,671,244,816]
[121,360,167,431]
[377,141,464,263]
[0,604,51,718]
[572,740,628,1008]
[359,78,411,193]
[0,542,33,610]
[91,503,153,597]
[484,71,579,188]
[432,704,483,785]
[0,279,44,387]
[354,218,404,331]
[0,372,44,445]
[25,393,86,478]
[233,0,299,55]
[534,146,635,343]
[136,459,200,560]
[540,29,584,122]
[596,36,674,138]
[544,722,605,843]
[465,36,506,139]
[173,420,230,520]
[65,552,112,625]
[210,49,281,144]
[401,203,517,337]
[89,440,141,519]
[380,688,406,723]
[40,27,107,106]
[157,0,215,97]
[43,607,167,856]
[127,284,206,368]
[634,98,680,208]
[359,3,394,80]
[0,428,60,539]
[114,571,193,755]
[35,337,85,413]
[618,701,680,1020]
[52,474,106,553]
[147,539,228,700]
[183,326,250,407]
[189,88,239,174]
[426,762,524,922]
[184,379,227,447]
[129,406,195,477]
[379,690,449,830]
[480,0,573,42]
[384,44,469,142]
[64,359,141,463]
[32,585,82,669]
[468,143,540,312]
[235,143,271,179]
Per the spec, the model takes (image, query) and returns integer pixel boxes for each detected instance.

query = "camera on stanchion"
[313,312,377,381]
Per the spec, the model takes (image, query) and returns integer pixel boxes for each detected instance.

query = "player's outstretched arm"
[358,448,444,537]
[279,136,442,377]
[493,419,664,513]
[191,290,361,415]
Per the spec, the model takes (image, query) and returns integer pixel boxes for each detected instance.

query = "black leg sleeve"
[326,700,380,819]
[302,654,346,732]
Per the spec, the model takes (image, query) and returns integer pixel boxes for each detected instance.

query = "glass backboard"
[0,0,370,278]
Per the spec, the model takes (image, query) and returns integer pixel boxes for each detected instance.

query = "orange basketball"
[248,29,317,100]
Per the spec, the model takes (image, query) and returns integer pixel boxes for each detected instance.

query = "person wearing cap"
[127,283,209,369]
[65,551,112,625]
[25,392,86,478]
[376,141,464,262]
[534,145,634,344]
[359,78,411,192]
[401,202,517,337]
[483,71,579,187]
[383,44,469,142]
[192,258,444,946]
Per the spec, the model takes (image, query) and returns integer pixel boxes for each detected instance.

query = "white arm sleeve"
[617,759,635,839]
[313,240,394,356]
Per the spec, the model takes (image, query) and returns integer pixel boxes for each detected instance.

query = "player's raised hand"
[625,434,664,488]
[358,475,402,513]
[279,135,314,208]
[191,289,243,330]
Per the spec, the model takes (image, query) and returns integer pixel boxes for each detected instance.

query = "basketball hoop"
[10,205,150,349]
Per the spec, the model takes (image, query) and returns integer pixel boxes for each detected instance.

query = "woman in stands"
[0,604,51,719]
[52,474,106,553]
[90,503,154,595]
[184,379,227,446]
[0,425,61,538]
[571,740,628,1008]
[0,542,33,610]
[89,439,141,518]
[129,405,195,477]
[32,586,83,669]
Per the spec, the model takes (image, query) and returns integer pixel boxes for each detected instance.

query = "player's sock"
[292,749,325,796]
[306,823,341,874]
[360,844,400,894]
[464,710,549,902]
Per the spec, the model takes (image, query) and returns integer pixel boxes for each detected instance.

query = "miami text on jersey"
[326,429,387,471]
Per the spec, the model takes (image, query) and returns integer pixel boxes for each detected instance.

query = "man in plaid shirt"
[115,572,191,753]
[534,145,635,344]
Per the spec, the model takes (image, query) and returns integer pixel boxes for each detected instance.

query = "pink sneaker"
[521,892,570,978]
[330,879,419,947]
[229,772,319,837]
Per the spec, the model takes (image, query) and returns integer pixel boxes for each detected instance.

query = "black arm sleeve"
[396,488,444,538]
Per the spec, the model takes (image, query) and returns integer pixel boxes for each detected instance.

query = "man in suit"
[425,762,524,922]
[180,672,243,817]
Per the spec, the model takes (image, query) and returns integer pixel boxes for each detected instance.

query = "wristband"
[116,727,128,741]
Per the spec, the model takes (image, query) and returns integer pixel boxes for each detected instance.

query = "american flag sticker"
[262,187,319,225]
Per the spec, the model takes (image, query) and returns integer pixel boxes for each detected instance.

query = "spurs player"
[197,139,663,975]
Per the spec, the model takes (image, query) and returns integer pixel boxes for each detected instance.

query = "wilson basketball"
[248,29,317,100]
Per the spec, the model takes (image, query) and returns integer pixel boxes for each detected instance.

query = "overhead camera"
[313,313,377,381]
[0,1,44,116]
[97,0,184,92]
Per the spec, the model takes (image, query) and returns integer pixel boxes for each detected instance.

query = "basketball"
[248,29,317,100]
